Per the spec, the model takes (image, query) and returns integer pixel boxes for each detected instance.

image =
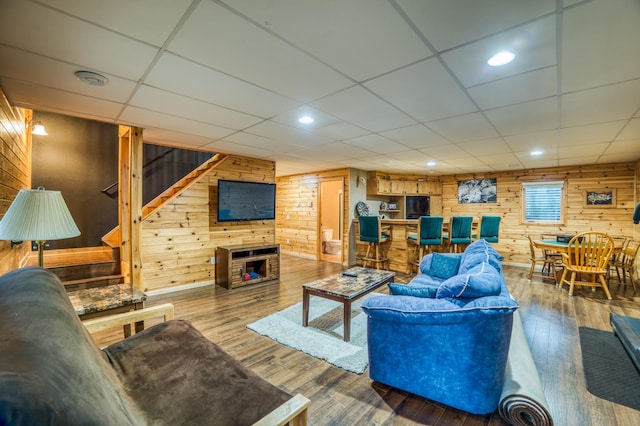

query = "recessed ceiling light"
[488,51,515,67]
[74,70,108,86]
[298,115,314,124]
[427,161,436,167]
[531,150,544,156]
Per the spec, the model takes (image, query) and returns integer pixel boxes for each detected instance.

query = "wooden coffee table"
[302,267,395,342]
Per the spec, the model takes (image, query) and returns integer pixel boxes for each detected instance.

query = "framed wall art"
[458,178,497,204]
[583,189,616,208]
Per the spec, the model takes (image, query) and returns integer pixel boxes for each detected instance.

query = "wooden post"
[118,126,144,290]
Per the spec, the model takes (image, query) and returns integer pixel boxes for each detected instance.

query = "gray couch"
[0,267,309,425]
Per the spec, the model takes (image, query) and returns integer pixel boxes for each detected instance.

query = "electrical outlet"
[286,214,290,220]
[210,257,216,264]
[286,239,290,244]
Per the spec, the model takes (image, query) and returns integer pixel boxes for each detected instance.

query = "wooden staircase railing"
[102,153,229,247]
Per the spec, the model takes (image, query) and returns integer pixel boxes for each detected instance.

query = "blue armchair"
[362,239,518,415]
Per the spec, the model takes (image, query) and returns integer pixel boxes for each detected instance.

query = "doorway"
[319,179,343,264]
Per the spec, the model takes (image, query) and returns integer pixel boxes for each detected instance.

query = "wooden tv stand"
[216,243,280,289]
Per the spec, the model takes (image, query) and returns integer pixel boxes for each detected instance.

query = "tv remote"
[342,272,358,277]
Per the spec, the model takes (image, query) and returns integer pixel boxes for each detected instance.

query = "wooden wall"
[441,162,638,265]
[141,155,276,293]
[0,87,31,275]
[276,168,350,262]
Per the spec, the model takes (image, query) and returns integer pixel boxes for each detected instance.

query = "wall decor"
[458,178,497,204]
[583,189,616,208]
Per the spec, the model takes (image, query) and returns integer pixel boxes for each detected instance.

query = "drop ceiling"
[0,0,639,177]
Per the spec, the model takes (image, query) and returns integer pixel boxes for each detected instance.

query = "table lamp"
[0,188,80,267]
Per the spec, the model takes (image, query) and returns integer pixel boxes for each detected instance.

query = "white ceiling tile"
[398,0,556,51]
[120,106,235,139]
[457,138,512,156]
[617,118,640,141]
[557,142,609,158]
[418,143,471,161]
[0,0,158,80]
[598,153,640,164]
[0,45,136,103]
[603,139,640,155]
[221,131,273,149]
[441,16,556,88]
[144,53,298,118]
[287,143,373,161]
[365,58,477,122]
[386,150,432,163]
[380,124,449,149]
[558,155,601,167]
[426,112,499,142]
[520,157,559,169]
[485,97,558,135]
[311,86,416,132]
[203,140,277,158]
[560,80,640,127]
[143,128,215,148]
[243,120,332,147]
[468,67,557,109]
[3,78,123,119]
[343,134,408,154]
[475,153,522,166]
[505,130,560,152]
[312,122,369,141]
[36,0,193,46]
[561,0,640,93]
[271,106,341,131]
[131,86,263,130]
[223,0,431,81]
[168,1,352,102]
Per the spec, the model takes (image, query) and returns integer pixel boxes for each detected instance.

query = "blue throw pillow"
[429,252,461,279]
[388,283,437,298]
[436,262,502,299]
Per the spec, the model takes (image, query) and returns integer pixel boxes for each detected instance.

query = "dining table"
[532,237,624,284]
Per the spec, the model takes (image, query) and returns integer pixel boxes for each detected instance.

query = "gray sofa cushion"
[0,267,144,426]
[104,319,292,426]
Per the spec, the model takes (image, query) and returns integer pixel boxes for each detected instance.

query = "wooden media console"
[216,243,280,289]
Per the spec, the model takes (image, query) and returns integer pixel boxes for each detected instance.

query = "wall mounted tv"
[217,180,276,222]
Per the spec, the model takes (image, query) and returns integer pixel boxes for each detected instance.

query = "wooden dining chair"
[607,236,630,283]
[527,235,562,282]
[620,239,640,291]
[558,232,614,299]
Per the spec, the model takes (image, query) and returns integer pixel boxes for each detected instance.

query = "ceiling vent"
[74,70,108,87]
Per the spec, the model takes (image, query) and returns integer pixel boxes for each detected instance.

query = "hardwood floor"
[92,255,640,425]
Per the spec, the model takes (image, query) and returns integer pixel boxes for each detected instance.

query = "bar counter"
[353,218,479,273]
[354,218,417,273]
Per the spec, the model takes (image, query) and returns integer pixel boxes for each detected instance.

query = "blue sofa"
[361,239,518,415]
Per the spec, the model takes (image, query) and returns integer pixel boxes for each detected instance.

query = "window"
[522,181,564,223]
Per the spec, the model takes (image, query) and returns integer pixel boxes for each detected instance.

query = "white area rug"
[247,293,383,374]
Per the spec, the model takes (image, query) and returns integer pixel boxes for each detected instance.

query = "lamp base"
[36,240,46,268]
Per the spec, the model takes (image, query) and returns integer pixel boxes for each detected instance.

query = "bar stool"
[359,216,391,270]
[444,216,473,253]
[478,216,501,243]
[407,216,443,273]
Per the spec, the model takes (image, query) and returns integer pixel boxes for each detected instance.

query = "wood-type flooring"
[91,255,640,425]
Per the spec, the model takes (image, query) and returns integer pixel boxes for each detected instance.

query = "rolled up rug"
[499,310,554,426]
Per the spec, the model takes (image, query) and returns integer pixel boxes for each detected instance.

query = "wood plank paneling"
[440,163,638,266]
[0,87,31,274]
[276,168,350,263]
[140,155,276,292]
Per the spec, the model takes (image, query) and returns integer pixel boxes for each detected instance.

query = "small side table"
[67,283,147,337]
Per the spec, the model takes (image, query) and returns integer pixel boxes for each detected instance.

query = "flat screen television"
[405,196,430,219]
[217,180,276,222]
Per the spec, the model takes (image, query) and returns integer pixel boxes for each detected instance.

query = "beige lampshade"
[0,189,80,241]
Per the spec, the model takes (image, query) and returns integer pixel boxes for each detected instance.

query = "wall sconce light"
[29,120,48,136]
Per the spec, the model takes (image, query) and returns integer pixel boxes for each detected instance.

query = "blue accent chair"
[359,216,391,269]
[362,239,518,415]
[443,216,473,252]
[407,216,443,273]
[478,215,501,243]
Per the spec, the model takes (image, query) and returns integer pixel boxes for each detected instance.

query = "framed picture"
[387,202,398,210]
[583,189,616,208]
[458,178,497,204]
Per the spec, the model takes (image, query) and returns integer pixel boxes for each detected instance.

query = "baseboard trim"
[145,280,214,297]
